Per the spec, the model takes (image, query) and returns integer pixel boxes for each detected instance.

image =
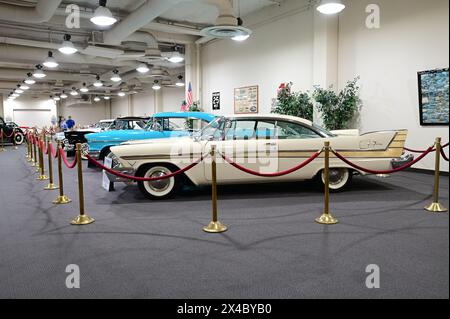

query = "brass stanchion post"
[316,141,339,225]
[53,141,71,204]
[203,145,227,233]
[425,137,447,213]
[32,133,38,167]
[35,135,42,172]
[44,139,58,190]
[37,134,49,180]
[26,134,31,161]
[0,129,5,152]
[71,143,94,225]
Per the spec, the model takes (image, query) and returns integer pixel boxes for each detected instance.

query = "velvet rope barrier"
[40,140,48,155]
[440,148,449,162]
[404,146,435,153]
[332,147,434,175]
[85,154,205,182]
[1,129,15,139]
[219,150,323,177]
[49,143,58,159]
[59,146,78,169]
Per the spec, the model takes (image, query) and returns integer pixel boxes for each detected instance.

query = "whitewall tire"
[319,168,352,191]
[14,132,24,145]
[137,165,182,200]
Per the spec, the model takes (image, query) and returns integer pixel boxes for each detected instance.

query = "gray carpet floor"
[0,146,448,299]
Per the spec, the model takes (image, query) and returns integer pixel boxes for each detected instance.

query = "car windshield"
[96,122,112,129]
[146,117,208,132]
[195,117,336,141]
[312,123,336,137]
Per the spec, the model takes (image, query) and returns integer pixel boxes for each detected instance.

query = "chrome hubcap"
[148,171,170,192]
[329,169,346,185]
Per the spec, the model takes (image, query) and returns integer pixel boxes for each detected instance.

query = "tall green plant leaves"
[272,82,314,121]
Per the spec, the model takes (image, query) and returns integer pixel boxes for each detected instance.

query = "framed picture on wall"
[418,68,449,126]
[234,85,259,114]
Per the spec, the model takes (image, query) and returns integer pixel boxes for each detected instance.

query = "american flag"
[186,82,193,108]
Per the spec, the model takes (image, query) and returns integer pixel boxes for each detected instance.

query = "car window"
[275,121,321,139]
[225,120,257,140]
[256,121,276,139]
[0,118,5,125]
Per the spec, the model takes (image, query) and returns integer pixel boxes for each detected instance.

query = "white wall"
[59,100,110,126]
[110,87,185,117]
[162,87,185,112]
[339,0,449,171]
[3,96,57,127]
[201,3,314,115]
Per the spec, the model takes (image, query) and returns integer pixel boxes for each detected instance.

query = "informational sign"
[102,157,115,192]
[234,85,259,114]
[212,92,220,110]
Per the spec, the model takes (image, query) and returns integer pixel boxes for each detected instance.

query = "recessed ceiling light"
[104,96,111,100]
[118,92,126,97]
[43,51,59,68]
[90,0,117,26]
[317,0,346,14]
[59,34,78,55]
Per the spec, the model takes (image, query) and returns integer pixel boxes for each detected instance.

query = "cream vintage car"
[106,114,412,199]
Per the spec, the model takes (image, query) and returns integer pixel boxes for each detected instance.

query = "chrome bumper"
[105,167,136,183]
[391,153,414,169]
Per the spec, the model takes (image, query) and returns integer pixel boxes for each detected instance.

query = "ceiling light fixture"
[43,51,59,68]
[12,93,20,98]
[94,96,101,102]
[136,63,150,74]
[61,91,68,99]
[104,96,111,100]
[33,65,46,78]
[93,75,103,87]
[118,92,126,97]
[152,80,161,90]
[15,85,24,94]
[53,95,61,101]
[91,0,117,26]
[20,83,30,90]
[80,83,89,93]
[316,0,346,15]
[25,73,36,85]
[111,69,121,82]
[175,75,185,87]
[232,6,251,42]
[59,34,78,55]
[167,46,185,63]
[70,87,79,96]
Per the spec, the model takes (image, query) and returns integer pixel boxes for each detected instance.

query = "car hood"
[85,130,158,141]
[121,136,193,145]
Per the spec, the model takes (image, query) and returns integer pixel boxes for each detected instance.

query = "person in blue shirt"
[66,116,75,130]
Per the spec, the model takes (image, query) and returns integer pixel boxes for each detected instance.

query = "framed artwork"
[212,92,220,110]
[234,85,259,114]
[418,68,449,126]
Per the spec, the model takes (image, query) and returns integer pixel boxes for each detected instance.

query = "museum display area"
[0,0,448,303]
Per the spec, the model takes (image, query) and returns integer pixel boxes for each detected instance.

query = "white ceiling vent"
[200,25,251,38]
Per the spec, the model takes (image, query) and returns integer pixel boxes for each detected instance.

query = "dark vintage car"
[63,117,150,157]
[0,117,25,145]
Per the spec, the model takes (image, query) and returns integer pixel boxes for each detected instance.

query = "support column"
[127,94,134,116]
[313,12,339,125]
[184,43,198,103]
[154,89,163,113]
[0,94,4,118]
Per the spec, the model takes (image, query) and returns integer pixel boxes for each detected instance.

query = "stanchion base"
[376,174,390,178]
[13,146,18,150]
[36,174,49,181]
[315,213,339,225]
[35,167,41,172]
[71,214,95,225]
[0,148,5,152]
[27,158,32,162]
[44,183,59,190]
[425,202,448,213]
[53,195,72,205]
[203,221,228,233]
[31,162,37,167]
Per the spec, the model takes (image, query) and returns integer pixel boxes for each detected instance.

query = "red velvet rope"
[40,140,48,155]
[85,154,205,182]
[442,143,449,149]
[332,147,434,175]
[1,129,15,138]
[219,150,323,177]
[49,143,58,158]
[404,147,435,153]
[59,146,78,169]
[440,148,449,162]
